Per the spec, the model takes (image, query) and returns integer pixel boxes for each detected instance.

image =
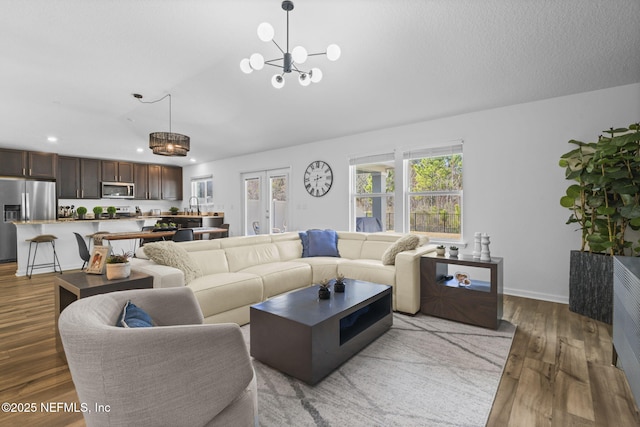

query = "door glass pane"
[270,175,288,232]
[245,177,261,235]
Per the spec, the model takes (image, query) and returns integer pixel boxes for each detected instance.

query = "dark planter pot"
[569,250,613,324]
[318,288,330,300]
[334,282,345,293]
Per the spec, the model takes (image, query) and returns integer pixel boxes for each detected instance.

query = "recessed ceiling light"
[190,158,196,162]
[47,136,58,143]
[136,148,144,153]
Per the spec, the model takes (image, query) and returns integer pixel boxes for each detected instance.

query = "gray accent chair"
[58,287,258,427]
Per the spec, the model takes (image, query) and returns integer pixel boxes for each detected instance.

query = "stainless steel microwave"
[101,182,135,199]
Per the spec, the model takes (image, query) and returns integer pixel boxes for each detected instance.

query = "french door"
[242,168,290,235]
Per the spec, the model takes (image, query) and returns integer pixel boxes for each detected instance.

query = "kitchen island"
[14,217,158,277]
[13,213,225,277]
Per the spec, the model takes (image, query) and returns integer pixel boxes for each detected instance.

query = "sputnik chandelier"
[240,0,341,89]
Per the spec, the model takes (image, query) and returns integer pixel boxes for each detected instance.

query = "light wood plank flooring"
[0,263,638,426]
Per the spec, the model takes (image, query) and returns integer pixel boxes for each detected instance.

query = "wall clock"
[304,160,333,197]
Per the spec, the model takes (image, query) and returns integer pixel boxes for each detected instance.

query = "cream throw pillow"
[143,241,202,284]
[381,234,420,265]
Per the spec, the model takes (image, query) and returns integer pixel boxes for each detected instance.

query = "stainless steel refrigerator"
[1,179,57,262]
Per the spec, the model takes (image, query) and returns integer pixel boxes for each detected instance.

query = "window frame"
[349,153,395,232]
[403,142,463,244]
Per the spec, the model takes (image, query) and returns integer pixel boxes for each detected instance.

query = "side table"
[55,271,154,355]
[420,254,503,329]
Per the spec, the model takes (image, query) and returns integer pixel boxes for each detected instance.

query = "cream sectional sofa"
[130,231,436,325]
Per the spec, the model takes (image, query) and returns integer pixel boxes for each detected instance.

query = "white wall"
[183,83,640,303]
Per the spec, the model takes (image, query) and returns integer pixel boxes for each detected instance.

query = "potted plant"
[318,279,331,299]
[106,206,117,219]
[449,246,459,257]
[93,206,103,219]
[169,206,180,215]
[334,274,346,293]
[559,122,640,323]
[436,245,446,256]
[105,250,132,280]
[76,206,87,219]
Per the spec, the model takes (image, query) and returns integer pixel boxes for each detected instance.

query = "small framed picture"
[86,245,109,275]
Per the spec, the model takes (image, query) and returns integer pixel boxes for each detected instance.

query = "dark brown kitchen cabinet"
[57,156,101,199]
[161,166,182,200]
[133,163,165,200]
[102,161,134,182]
[28,152,58,179]
[57,156,80,198]
[133,163,148,199]
[148,165,162,200]
[0,149,57,179]
[80,158,101,199]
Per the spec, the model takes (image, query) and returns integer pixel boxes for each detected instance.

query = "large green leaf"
[566,185,582,199]
[615,184,639,195]
[597,206,616,215]
[620,205,640,219]
[560,196,575,208]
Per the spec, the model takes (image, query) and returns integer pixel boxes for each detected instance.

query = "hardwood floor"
[0,262,638,426]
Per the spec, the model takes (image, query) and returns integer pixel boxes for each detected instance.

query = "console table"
[420,254,503,329]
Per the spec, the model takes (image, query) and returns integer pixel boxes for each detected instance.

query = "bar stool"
[25,234,63,278]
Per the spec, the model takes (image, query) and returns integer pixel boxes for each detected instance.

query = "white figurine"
[480,233,491,261]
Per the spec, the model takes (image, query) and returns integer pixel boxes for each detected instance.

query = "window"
[190,175,213,208]
[405,143,463,241]
[349,142,463,241]
[350,153,395,232]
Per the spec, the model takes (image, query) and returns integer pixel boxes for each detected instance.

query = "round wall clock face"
[304,160,333,197]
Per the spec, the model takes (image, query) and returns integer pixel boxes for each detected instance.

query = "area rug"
[241,313,516,427]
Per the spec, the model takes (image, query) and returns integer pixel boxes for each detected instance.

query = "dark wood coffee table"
[250,279,392,385]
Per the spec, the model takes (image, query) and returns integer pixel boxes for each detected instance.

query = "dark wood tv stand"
[420,254,503,329]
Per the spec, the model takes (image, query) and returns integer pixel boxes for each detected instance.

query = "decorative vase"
[473,232,482,258]
[318,287,330,299]
[106,262,131,280]
[480,234,491,261]
[334,282,345,293]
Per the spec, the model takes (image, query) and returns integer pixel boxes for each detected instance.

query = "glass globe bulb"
[310,68,323,83]
[292,46,308,64]
[249,53,264,71]
[271,74,285,89]
[257,22,274,42]
[240,58,253,74]
[326,44,341,61]
[299,73,311,87]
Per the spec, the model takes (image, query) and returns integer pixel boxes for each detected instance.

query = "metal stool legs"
[25,235,63,278]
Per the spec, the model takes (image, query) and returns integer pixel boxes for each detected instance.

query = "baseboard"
[504,287,568,305]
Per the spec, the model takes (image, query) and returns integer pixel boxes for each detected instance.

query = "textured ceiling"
[0,0,638,166]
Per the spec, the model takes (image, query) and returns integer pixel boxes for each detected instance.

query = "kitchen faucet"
[189,196,201,215]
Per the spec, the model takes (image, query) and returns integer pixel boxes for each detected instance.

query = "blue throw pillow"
[117,300,155,328]
[307,229,340,257]
[299,231,310,257]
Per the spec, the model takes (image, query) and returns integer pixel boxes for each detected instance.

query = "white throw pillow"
[381,234,420,265]
[143,241,202,284]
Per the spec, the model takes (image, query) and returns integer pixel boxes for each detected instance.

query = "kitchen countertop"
[13,212,224,225]
[157,214,223,219]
